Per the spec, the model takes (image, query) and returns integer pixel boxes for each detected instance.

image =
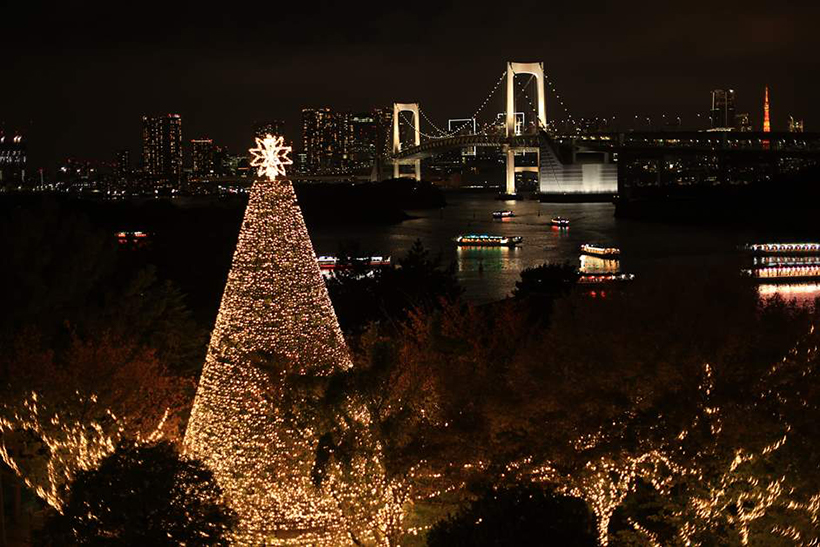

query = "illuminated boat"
[492,210,515,219]
[456,234,522,247]
[580,243,621,258]
[753,255,820,267]
[743,243,820,255]
[316,255,391,270]
[578,273,635,285]
[742,265,820,281]
[550,217,570,227]
[116,231,149,245]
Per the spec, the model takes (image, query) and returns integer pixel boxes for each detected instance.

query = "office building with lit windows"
[301,108,335,173]
[142,114,183,179]
[710,89,736,130]
[191,139,215,175]
[0,134,26,183]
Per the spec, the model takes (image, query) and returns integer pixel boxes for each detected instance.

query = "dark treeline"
[2,189,820,544]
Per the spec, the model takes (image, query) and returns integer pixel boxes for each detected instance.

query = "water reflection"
[758,283,820,306]
[579,254,620,274]
[456,246,520,273]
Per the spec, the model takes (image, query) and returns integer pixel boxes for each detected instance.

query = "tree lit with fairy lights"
[183,134,353,544]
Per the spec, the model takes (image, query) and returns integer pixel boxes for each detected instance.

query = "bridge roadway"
[392,134,541,160]
[392,131,820,161]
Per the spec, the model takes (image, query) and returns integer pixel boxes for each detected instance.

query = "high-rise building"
[191,139,214,175]
[789,116,804,133]
[141,114,183,179]
[254,120,285,139]
[0,134,26,184]
[114,149,130,178]
[372,107,392,158]
[710,89,736,130]
[350,113,378,169]
[333,111,353,171]
[301,108,335,173]
[763,86,771,133]
[734,113,752,132]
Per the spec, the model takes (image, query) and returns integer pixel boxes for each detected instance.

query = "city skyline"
[1,1,818,170]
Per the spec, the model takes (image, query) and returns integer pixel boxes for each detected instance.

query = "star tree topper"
[249,134,293,181]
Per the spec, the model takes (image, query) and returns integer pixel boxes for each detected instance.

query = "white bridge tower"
[392,102,421,180]
[504,61,546,196]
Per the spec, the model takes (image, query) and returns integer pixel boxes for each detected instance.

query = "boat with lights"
[580,243,621,258]
[316,255,391,270]
[742,265,820,281]
[550,217,570,227]
[456,234,522,247]
[743,243,820,255]
[492,210,515,219]
[578,273,635,285]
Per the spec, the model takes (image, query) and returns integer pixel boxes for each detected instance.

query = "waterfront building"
[372,106,392,158]
[0,134,26,184]
[114,149,130,178]
[191,138,214,175]
[350,113,378,170]
[735,113,753,132]
[333,111,353,171]
[710,89,736,130]
[141,114,183,179]
[254,120,284,139]
[301,107,335,173]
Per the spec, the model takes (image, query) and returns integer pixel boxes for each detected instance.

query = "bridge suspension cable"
[542,72,576,126]
[410,70,507,141]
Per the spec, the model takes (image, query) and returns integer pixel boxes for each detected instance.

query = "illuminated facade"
[350,113,378,169]
[710,89,736,130]
[734,112,752,132]
[301,107,335,173]
[183,145,351,543]
[763,86,771,133]
[0,134,26,183]
[141,114,183,179]
[114,149,130,178]
[191,139,214,175]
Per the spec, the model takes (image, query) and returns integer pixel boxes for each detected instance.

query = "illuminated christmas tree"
[184,135,351,544]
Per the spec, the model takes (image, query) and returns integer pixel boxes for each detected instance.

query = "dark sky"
[2,0,818,170]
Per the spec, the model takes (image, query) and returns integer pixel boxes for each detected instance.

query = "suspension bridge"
[388,61,618,198]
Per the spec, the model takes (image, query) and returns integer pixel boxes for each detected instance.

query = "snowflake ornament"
[249,134,293,181]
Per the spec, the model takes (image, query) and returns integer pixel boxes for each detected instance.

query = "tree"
[0,200,200,510]
[0,332,193,509]
[326,239,462,334]
[39,441,236,546]
[427,486,597,547]
[314,266,819,544]
[513,261,579,301]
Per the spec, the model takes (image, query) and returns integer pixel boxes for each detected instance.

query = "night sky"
[2,0,818,171]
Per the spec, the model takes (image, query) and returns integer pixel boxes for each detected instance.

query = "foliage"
[39,441,236,546]
[513,261,579,301]
[0,200,205,376]
[0,201,198,509]
[326,239,462,334]
[0,332,192,509]
[312,266,820,544]
[427,485,597,547]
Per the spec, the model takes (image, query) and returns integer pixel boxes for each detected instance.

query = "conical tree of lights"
[184,134,351,544]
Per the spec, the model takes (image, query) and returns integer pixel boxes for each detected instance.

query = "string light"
[183,135,360,544]
[0,391,171,511]
[249,134,293,181]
